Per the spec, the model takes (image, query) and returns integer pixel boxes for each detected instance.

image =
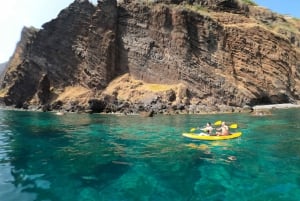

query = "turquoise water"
[0,109,299,201]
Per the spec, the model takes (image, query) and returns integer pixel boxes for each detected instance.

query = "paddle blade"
[214,120,222,126]
[229,124,238,129]
[190,128,196,132]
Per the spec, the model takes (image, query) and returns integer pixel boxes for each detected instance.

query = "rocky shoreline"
[253,103,300,110]
[1,101,298,117]
[0,99,251,115]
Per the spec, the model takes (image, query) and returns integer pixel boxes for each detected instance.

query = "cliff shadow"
[115,6,130,77]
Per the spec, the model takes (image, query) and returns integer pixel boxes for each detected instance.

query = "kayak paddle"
[214,120,222,126]
[214,120,238,128]
[229,123,238,129]
[190,128,197,132]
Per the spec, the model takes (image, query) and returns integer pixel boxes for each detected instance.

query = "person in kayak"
[216,122,230,136]
[202,122,214,135]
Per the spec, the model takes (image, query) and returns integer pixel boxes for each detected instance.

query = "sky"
[0,0,97,63]
[254,0,300,18]
[0,0,299,63]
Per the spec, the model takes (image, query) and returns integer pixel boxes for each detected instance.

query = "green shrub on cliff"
[184,4,210,16]
[239,0,257,6]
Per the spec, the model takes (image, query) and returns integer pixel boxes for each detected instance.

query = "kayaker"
[202,122,214,135]
[216,122,230,136]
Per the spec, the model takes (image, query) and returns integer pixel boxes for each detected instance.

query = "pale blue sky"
[0,0,96,63]
[254,0,300,18]
[0,0,299,63]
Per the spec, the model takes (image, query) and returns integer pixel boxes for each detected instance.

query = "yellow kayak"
[182,132,242,140]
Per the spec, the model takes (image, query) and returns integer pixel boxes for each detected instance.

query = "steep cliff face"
[118,1,300,107]
[1,0,119,107]
[0,27,40,107]
[1,0,300,113]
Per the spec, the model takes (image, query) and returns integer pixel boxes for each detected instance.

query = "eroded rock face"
[0,0,300,113]
[119,2,300,106]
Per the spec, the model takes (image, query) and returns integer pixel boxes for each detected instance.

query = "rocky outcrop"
[0,0,300,114]
[0,0,120,108]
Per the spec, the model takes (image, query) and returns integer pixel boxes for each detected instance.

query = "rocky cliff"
[0,0,300,114]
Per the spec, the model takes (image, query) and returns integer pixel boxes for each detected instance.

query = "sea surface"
[0,109,299,201]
